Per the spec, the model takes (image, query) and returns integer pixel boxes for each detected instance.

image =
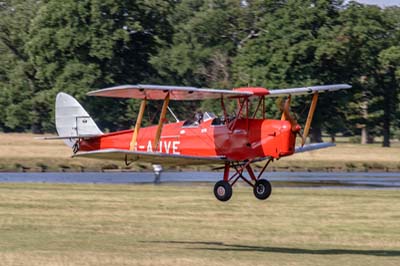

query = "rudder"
[55,93,103,147]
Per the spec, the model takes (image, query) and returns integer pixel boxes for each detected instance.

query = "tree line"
[1,0,399,146]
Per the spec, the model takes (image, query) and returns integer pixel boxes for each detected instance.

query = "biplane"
[52,83,350,201]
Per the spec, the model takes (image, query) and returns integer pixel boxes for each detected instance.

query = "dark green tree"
[153,0,242,87]
[0,0,43,132]
[24,0,174,132]
[334,3,400,146]
[151,0,273,115]
[233,0,348,142]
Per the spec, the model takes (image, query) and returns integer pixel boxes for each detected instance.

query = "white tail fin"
[56,92,103,147]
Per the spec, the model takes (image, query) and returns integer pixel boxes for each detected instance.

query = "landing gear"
[213,181,232,201]
[213,159,273,202]
[253,179,272,200]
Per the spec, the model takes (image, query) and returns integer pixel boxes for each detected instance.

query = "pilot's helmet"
[195,111,203,121]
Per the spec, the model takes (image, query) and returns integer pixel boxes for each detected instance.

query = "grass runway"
[0,183,399,266]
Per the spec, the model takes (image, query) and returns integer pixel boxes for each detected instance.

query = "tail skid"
[55,93,103,147]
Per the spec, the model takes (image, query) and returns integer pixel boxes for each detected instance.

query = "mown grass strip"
[0,183,399,266]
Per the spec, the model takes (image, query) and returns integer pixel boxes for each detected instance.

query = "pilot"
[194,111,203,124]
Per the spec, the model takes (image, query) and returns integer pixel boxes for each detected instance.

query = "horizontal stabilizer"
[295,142,336,153]
[73,149,226,166]
[38,134,101,140]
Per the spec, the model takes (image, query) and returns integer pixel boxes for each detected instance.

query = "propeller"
[279,92,320,146]
[280,96,298,131]
[279,95,306,146]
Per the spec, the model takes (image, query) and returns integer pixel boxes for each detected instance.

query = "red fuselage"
[79,118,297,161]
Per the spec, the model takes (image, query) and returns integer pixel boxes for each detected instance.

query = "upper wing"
[267,84,351,97]
[87,84,351,100]
[87,84,252,100]
[73,149,226,166]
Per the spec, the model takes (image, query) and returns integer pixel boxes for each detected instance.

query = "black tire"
[253,179,272,200]
[214,180,232,201]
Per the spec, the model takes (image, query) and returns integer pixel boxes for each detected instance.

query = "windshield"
[203,112,216,121]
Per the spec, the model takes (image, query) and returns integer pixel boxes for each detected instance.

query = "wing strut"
[130,98,147,150]
[302,92,319,146]
[154,93,170,151]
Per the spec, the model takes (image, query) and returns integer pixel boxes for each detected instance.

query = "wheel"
[253,179,272,200]
[214,180,232,201]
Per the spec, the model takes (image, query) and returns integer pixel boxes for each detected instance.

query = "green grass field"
[0,183,399,266]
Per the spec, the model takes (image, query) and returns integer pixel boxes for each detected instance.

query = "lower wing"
[73,143,334,166]
[73,149,226,166]
[295,142,335,153]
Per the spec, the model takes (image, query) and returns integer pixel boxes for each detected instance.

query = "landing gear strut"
[213,159,273,202]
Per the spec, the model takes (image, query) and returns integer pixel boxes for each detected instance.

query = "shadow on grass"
[143,241,400,257]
